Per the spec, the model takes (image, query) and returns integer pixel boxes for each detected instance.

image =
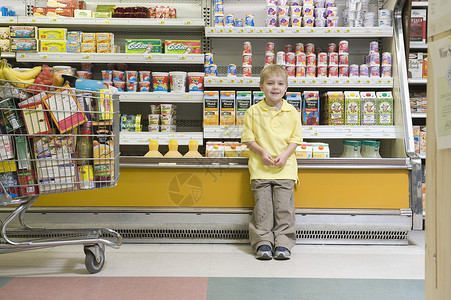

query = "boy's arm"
[274,142,297,167]
[245,141,275,166]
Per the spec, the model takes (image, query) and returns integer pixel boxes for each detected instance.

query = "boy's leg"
[249,179,274,252]
[272,179,296,250]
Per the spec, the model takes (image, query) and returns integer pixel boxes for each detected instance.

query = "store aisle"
[0,231,424,300]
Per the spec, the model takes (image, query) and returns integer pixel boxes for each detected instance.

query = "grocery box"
[11,38,38,51]
[66,42,81,53]
[67,31,83,43]
[9,26,36,38]
[325,91,344,125]
[97,89,114,120]
[344,91,360,125]
[410,9,426,43]
[47,0,78,8]
[81,42,96,53]
[302,91,320,125]
[0,98,25,132]
[206,141,224,157]
[220,91,236,125]
[125,39,162,53]
[312,143,330,158]
[360,91,377,125]
[18,92,52,136]
[40,40,67,52]
[38,28,67,40]
[33,7,47,17]
[376,91,393,125]
[46,7,74,17]
[92,11,111,18]
[15,136,31,170]
[0,135,14,160]
[224,142,242,157]
[236,91,252,126]
[95,32,114,44]
[0,39,10,52]
[92,121,115,173]
[74,9,92,17]
[34,135,75,167]
[408,53,423,79]
[413,125,420,153]
[0,27,9,39]
[252,91,264,105]
[286,92,301,112]
[164,40,201,54]
[296,143,313,158]
[203,91,219,125]
[82,32,95,43]
[96,43,112,53]
[419,126,426,155]
[422,53,428,78]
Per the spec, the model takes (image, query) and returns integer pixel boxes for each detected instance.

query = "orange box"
[33,7,47,16]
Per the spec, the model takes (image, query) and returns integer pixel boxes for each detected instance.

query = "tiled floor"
[0,231,425,299]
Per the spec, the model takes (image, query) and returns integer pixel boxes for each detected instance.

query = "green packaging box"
[125,39,162,54]
[376,92,394,125]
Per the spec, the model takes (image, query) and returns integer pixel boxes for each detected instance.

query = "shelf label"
[308,29,315,33]
[268,29,273,33]
[326,29,331,33]
[295,29,300,33]
[280,29,285,33]
[336,29,341,33]
[239,29,245,33]
[219,79,224,83]
[185,94,191,99]
[322,79,328,84]
[249,79,254,83]
[377,79,382,83]
[160,20,165,24]
[186,21,191,24]
[230,79,236,83]
[20,54,26,58]
[31,19,36,22]
[179,56,186,60]
[146,55,153,60]
[104,20,110,24]
[51,18,57,22]
[82,55,90,59]
[219,29,224,33]
[311,80,317,83]
[206,79,213,83]
[8,18,14,22]
[239,79,245,83]
[41,55,48,59]
[334,79,340,84]
[292,79,298,84]
[301,80,306,84]
[209,29,214,33]
[356,79,362,83]
[227,29,233,33]
[345,29,351,33]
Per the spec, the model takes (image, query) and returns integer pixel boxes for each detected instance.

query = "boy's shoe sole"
[274,250,291,260]
[256,250,272,260]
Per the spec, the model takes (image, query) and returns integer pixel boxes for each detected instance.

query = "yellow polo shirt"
[241,99,303,181]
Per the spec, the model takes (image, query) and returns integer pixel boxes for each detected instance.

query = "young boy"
[241,64,303,260]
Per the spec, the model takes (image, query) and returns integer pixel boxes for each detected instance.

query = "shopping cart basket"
[0,78,121,274]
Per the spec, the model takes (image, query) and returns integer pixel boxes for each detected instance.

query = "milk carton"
[376,91,393,125]
[326,91,344,125]
[286,92,301,112]
[360,92,377,125]
[344,91,361,125]
[203,91,219,125]
[236,91,252,126]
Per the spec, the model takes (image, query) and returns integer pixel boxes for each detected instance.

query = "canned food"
[225,14,235,27]
[305,43,315,54]
[204,53,214,65]
[296,66,306,77]
[370,65,380,77]
[306,53,316,66]
[286,52,296,65]
[349,64,359,77]
[329,52,338,65]
[382,52,392,65]
[317,52,328,66]
[381,65,392,77]
[214,14,224,27]
[339,65,349,77]
[286,65,295,77]
[235,18,243,27]
[245,14,255,27]
[243,65,252,77]
[306,65,316,77]
[243,41,252,54]
[295,43,304,53]
[370,41,379,53]
[242,53,252,66]
[285,44,293,53]
[209,64,218,76]
[317,65,327,77]
[327,43,337,53]
[265,52,275,65]
[360,64,369,77]
[296,52,306,66]
[228,64,237,77]
[276,51,286,65]
[338,40,349,54]
[339,53,349,65]
[328,65,338,77]
[266,42,275,53]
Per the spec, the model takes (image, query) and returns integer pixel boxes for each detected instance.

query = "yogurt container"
[152,72,169,92]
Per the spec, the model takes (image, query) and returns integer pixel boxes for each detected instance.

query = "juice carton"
[286,92,301,112]
[236,91,252,126]
[206,141,224,157]
[311,143,330,158]
[296,143,313,158]
[203,91,219,125]
[376,91,393,125]
[220,90,236,125]
[302,91,320,125]
[326,91,344,125]
[241,143,250,157]
[224,142,242,157]
[344,91,361,125]
[252,91,264,105]
[360,92,377,125]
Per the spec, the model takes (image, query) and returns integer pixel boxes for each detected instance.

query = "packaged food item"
[9,26,36,38]
[66,42,81,53]
[18,170,38,196]
[376,91,393,125]
[0,161,19,198]
[125,39,162,53]
[224,142,242,157]
[296,143,313,158]
[33,7,47,17]
[204,91,220,125]
[81,42,96,53]
[0,39,10,52]
[188,72,204,92]
[18,92,52,136]
[10,38,38,51]
[38,28,67,40]
[206,141,224,157]
[34,135,75,169]
[97,89,114,120]
[40,40,67,52]
[340,140,362,158]
[220,91,236,125]
[169,71,187,92]
[139,71,151,82]
[0,135,14,160]
[164,40,201,54]
[92,121,114,166]
[152,72,169,92]
[344,91,361,125]
[252,91,264,105]
[96,33,114,44]
[46,7,74,17]
[0,98,25,133]
[302,91,320,125]
[236,91,252,126]
[361,140,381,158]
[312,143,330,158]
[326,91,344,125]
[67,31,83,43]
[360,92,377,125]
[286,92,301,112]
[74,9,92,18]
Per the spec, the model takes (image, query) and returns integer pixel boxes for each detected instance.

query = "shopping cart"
[0,78,122,274]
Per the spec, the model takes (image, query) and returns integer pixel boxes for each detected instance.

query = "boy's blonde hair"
[259,64,288,85]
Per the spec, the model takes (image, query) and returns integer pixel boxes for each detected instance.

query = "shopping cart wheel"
[84,244,105,274]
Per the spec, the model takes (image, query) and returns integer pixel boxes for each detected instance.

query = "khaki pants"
[249,179,296,252]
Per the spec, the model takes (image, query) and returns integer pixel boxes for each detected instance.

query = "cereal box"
[38,28,67,40]
[9,26,36,38]
[164,40,201,54]
[10,39,38,51]
[220,91,236,125]
[125,39,162,53]
[376,91,393,125]
[236,91,252,126]
[40,40,67,52]
[302,91,320,125]
[204,91,219,126]
[326,91,344,125]
[344,91,360,125]
[360,92,377,125]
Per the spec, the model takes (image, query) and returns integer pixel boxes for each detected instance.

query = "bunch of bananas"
[0,59,42,88]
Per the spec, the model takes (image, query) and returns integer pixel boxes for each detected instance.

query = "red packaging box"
[33,7,47,16]
[410,9,426,43]
[47,0,78,8]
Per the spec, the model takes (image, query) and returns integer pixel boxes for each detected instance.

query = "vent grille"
[297,230,409,240]
[115,228,249,240]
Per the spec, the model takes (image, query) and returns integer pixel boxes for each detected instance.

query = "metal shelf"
[205,26,393,38]
[0,52,16,58]
[15,52,204,64]
[410,42,428,49]
[119,92,203,103]
[411,112,427,118]
[418,153,426,159]
[412,1,428,7]
[0,17,17,24]
[408,78,427,85]
[204,76,394,88]
[120,132,203,146]
[15,17,205,31]
[204,125,398,139]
